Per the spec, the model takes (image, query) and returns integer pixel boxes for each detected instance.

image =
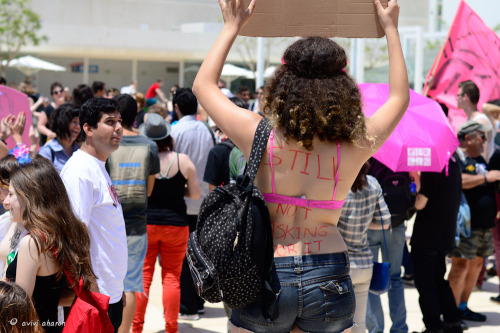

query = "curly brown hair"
[263,37,368,151]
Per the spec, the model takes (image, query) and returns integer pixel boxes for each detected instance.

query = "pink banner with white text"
[424,0,500,131]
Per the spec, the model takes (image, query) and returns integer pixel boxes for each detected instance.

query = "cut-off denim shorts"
[230,252,355,333]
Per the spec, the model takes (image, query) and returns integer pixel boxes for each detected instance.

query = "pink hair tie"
[281,57,286,65]
[342,60,349,73]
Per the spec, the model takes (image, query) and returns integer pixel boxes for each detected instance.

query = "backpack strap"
[219,140,235,150]
[245,118,272,180]
[47,144,55,163]
[201,120,216,146]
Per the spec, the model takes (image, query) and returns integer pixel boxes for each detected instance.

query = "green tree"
[0,0,46,76]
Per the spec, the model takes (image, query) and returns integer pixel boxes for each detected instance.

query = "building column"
[132,59,138,82]
[179,60,185,87]
[83,57,90,84]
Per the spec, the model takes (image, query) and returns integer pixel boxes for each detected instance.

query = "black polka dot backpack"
[186,117,276,315]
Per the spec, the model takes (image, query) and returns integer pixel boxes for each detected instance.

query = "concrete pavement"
[141,261,500,333]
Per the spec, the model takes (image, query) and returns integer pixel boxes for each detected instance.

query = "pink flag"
[424,0,500,131]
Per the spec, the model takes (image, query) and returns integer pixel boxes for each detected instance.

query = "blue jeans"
[366,224,408,333]
[123,233,148,293]
[230,252,355,333]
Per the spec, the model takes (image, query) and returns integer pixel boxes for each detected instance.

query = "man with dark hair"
[0,76,6,85]
[92,80,107,98]
[448,120,500,323]
[61,98,127,332]
[237,85,251,108]
[171,88,214,319]
[457,80,494,161]
[72,84,94,107]
[106,94,160,333]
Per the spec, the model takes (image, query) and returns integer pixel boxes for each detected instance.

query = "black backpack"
[186,118,275,313]
[370,159,413,225]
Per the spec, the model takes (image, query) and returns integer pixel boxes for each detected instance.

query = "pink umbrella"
[0,85,33,149]
[359,83,459,172]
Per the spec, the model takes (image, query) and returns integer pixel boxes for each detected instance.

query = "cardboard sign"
[239,0,387,38]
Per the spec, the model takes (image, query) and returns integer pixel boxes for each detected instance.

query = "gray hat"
[139,113,171,140]
[457,120,487,137]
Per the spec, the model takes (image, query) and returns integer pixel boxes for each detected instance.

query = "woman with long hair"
[38,103,80,173]
[133,114,200,333]
[4,156,96,332]
[192,0,408,332]
[0,155,30,278]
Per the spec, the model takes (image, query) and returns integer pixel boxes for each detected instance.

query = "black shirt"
[6,254,64,333]
[411,159,462,251]
[40,104,56,146]
[488,149,500,193]
[369,158,411,227]
[147,157,188,226]
[457,154,496,229]
[203,139,234,187]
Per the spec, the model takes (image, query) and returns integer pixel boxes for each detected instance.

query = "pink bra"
[262,130,345,210]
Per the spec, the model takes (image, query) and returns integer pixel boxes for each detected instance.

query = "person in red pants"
[132,114,200,333]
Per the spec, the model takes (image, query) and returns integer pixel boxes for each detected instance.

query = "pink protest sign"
[0,85,34,148]
[424,0,500,131]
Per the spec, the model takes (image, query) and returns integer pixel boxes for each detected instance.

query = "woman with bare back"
[192,0,409,332]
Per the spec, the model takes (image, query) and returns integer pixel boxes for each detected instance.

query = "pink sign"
[424,0,500,131]
[0,85,34,149]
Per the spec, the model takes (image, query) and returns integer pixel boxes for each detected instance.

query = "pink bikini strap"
[332,142,341,201]
[269,130,276,194]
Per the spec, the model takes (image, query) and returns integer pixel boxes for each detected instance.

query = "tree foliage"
[0,0,46,76]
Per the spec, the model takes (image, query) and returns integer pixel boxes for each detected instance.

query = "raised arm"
[192,0,261,159]
[482,103,500,121]
[364,0,409,151]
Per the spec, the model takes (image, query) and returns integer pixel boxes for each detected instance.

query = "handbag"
[62,276,114,333]
[369,209,391,295]
[50,247,114,333]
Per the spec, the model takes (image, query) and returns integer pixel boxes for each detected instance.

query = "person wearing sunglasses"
[37,82,65,146]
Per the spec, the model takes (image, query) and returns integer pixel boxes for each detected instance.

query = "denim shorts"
[230,252,354,333]
[123,233,148,292]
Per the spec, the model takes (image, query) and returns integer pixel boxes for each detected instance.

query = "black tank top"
[147,153,188,226]
[6,254,64,333]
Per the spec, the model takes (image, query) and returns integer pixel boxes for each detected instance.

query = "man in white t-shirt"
[457,80,494,162]
[61,98,127,332]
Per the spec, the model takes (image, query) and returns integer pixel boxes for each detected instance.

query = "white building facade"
[4,0,499,95]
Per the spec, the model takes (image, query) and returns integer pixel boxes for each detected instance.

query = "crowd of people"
[0,0,499,333]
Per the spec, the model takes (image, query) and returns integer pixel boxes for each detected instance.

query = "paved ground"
[141,260,500,333]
